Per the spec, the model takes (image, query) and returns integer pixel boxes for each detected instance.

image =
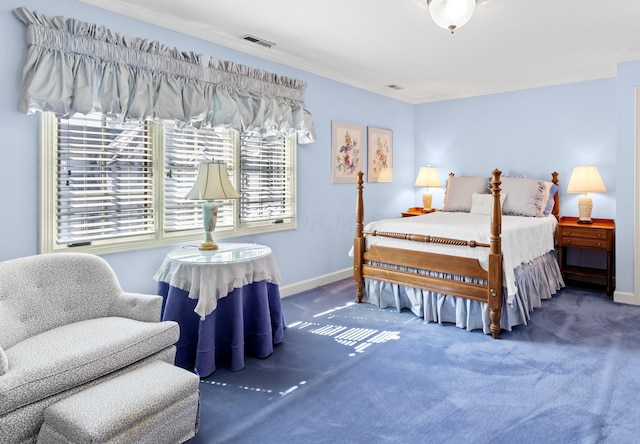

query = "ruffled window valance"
[12,7,316,144]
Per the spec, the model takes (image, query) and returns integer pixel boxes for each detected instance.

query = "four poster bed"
[352,169,564,339]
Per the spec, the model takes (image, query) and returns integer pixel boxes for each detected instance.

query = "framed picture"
[331,121,364,183]
[367,127,392,183]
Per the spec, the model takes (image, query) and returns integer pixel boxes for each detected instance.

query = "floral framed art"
[331,121,364,183]
[367,127,392,183]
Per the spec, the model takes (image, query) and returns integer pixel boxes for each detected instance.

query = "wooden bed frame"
[353,169,559,339]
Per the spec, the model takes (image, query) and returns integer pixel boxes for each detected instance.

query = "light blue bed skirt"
[362,251,565,335]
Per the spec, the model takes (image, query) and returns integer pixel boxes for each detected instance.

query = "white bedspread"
[357,212,557,304]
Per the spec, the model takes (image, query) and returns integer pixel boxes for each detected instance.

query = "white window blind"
[240,134,294,225]
[41,113,296,255]
[163,124,236,232]
[56,114,154,245]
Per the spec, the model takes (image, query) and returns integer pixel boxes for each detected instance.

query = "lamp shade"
[186,162,240,200]
[566,165,606,194]
[414,166,442,188]
[428,0,476,32]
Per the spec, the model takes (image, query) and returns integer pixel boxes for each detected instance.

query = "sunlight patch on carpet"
[198,298,404,405]
[311,301,423,325]
[284,301,404,355]
[200,378,300,396]
[288,321,400,355]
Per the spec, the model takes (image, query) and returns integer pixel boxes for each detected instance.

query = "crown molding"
[77,0,624,105]
[413,72,617,104]
[617,50,640,64]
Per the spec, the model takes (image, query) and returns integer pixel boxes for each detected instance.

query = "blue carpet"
[189,280,640,443]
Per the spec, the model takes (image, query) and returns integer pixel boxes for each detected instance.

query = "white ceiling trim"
[77,0,640,104]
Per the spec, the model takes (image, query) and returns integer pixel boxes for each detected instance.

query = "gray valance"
[12,7,316,144]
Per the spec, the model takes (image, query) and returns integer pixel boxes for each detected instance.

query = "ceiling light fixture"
[427,0,477,33]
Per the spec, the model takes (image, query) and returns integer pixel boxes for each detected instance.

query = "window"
[162,123,237,234]
[240,133,294,226]
[40,113,296,254]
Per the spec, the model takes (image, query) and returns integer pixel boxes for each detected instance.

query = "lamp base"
[199,201,219,250]
[422,193,433,211]
[577,196,593,224]
[199,240,219,250]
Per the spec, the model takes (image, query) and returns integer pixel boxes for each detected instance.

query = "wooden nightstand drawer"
[562,237,608,250]
[561,227,608,241]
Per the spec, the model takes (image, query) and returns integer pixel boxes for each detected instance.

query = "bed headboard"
[444,170,560,219]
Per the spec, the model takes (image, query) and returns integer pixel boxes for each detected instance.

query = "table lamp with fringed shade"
[567,165,606,224]
[414,166,441,211]
[186,162,240,250]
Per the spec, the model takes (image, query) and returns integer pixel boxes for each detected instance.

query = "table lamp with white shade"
[566,165,606,224]
[414,166,441,211]
[186,162,240,250]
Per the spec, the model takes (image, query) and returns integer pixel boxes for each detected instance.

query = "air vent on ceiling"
[242,35,275,49]
[385,84,404,90]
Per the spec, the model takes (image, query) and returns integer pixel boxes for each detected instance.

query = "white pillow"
[442,176,490,212]
[500,177,546,217]
[470,192,507,216]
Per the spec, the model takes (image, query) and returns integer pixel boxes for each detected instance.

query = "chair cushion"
[0,253,124,349]
[0,317,179,415]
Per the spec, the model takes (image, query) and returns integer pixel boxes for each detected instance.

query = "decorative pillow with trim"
[501,177,546,217]
[442,176,490,212]
[543,182,559,216]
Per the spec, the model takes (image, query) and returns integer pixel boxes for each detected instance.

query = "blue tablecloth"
[157,280,284,377]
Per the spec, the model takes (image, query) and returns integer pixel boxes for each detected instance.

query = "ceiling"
[79,0,640,104]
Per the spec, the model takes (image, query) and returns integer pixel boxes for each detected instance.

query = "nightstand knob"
[597,242,602,247]
[566,239,571,244]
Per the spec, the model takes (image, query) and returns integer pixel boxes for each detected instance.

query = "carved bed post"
[354,171,365,302]
[488,169,503,339]
[551,171,560,220]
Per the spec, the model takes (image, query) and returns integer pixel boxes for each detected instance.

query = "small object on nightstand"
[401,207,436,217]
[557,216,615,295]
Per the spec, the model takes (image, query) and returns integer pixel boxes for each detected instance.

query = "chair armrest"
[0,346,8,376]
[110,292,164,323]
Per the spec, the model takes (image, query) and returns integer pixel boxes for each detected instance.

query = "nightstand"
[557,216,615,295]
[401,207,435,217]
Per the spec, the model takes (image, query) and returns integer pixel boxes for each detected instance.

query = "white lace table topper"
[154,244,282,319]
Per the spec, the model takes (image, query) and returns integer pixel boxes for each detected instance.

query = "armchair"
[0,253,180,443]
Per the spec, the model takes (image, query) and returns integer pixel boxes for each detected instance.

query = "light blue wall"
[615,60,640,297]
[415,79,629,292]
[1,0,637,299]
[0,0,415,294]
[414,80,617,215]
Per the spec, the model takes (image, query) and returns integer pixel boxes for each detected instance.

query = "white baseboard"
[279,268,352,298]
[614,290,639,306]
